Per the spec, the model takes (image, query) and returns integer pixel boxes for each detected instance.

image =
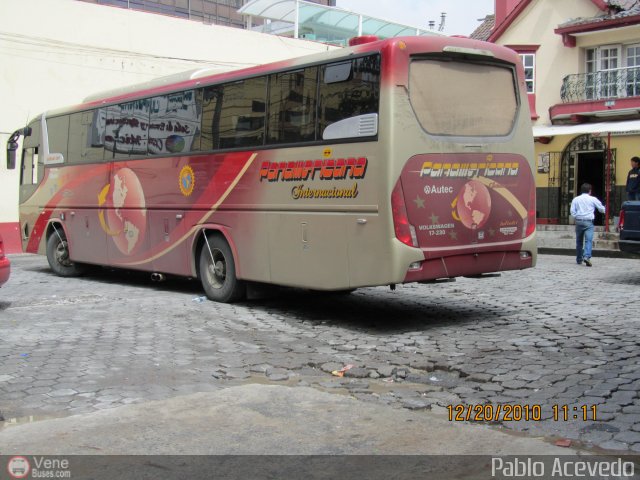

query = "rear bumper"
[0,256,10,287]
[403,249,534,283]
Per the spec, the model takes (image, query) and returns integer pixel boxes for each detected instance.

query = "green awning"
[238,0,440,44]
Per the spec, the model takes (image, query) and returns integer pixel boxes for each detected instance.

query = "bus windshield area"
[409,59,518,137]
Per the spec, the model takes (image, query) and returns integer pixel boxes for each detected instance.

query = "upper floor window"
[585,45,640,99]
[508,46,539,119]
[626,44,640,97]
[519,53,535,94]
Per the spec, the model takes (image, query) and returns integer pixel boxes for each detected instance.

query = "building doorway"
[560,134,615,225]
[577,151,605,225]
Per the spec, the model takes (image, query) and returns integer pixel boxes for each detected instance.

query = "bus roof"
[40,35,519,120]
[82,66,233,104]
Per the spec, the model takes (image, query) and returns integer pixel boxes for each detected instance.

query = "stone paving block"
[343,368,370,379]
[613,431,640,444]
[26,386,52,395]
[376,366,396,378]
[401,399,432,410]
[47,388,78,397]
[222,369,250,380]
[467,373,492,383]
[3,391,28,401]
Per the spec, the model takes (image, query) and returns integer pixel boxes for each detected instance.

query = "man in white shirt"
[570,183,606,267]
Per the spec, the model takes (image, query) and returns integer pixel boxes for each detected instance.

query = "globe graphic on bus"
[456,179,492,230]
[105,168,147,255]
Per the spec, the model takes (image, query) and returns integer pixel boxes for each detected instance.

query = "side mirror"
[6,141,18,170]
[6,126,31,170]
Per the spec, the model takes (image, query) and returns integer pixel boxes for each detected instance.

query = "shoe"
[576,259,582,265]
[584,258,592,267]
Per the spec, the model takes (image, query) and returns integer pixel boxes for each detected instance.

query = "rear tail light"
[391,179,418,247]
[0,237,4,259]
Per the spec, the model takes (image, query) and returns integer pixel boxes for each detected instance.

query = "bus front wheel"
[46,231,85,277]
[199,235,245,303]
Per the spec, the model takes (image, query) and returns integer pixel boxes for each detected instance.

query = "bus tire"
[46,231,86,277]
[199,234,245,303]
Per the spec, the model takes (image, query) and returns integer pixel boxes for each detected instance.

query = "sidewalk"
[536,224,635,258]
[0,384,584,477]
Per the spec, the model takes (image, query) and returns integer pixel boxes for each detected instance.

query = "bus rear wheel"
[46,230,85,277]
[199,234,245,303]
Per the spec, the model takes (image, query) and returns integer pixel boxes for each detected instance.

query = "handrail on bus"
[6,126,31,170]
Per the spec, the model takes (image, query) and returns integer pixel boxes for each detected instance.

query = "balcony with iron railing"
[561,66,640,102]
[551,66,640,122]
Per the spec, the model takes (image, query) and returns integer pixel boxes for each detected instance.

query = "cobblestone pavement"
[1,253,639,452]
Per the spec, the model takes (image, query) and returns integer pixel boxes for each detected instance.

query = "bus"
[6,35,536,303]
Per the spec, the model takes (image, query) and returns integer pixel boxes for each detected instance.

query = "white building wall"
[0,0,336,245]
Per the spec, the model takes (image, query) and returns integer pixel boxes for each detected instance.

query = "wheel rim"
[205,248,226,289]
[55,240,72,267]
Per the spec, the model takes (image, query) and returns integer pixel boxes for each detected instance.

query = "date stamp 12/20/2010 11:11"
[447,404,597,422]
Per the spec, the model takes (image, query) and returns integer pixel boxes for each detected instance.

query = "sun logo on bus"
[179,165,195,196]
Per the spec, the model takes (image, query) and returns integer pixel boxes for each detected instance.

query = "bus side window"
[318,54,381,137]
[47,115,70,163]
[20,147,39,186]
[68,111,105,163]
[105,100,150,159]
[267,67,318,144]
[324,62,352,83]
[225,78,266,148]
[201,85,223,151]
[149,90,202,155]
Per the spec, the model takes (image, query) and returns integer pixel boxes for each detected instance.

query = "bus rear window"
[409,59,517,137]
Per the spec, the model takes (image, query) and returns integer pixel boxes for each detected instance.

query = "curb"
[538,247,638,259]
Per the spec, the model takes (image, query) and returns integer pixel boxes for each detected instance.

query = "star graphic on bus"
[430,213,439,224]
[413,195,425,209]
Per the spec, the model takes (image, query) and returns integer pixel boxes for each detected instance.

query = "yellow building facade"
[475,0,640,226]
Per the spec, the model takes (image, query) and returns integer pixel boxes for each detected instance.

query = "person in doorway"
[626,156,640,200]
[570,183,606,267]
